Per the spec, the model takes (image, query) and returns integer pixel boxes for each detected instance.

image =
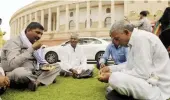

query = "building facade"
[9,0,168,45]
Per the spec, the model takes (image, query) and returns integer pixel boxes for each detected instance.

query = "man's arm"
[33,47,48,64]
[133,19,144,27]
[108,63,126,72]
[124,36,151,79]
[99,45,111,64]
[124,47,128,61]
[59,47,72,71]
[5,41,34,71]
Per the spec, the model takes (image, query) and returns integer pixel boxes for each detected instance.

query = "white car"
[44,37,110,64]
[100,37,112,43]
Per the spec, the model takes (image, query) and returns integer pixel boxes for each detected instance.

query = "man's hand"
[100,63,106,69]
[0,76,10,87]
[98,72,111,83]
[99,66,110,74]
[98,67,111,83]
[32,41,42,50]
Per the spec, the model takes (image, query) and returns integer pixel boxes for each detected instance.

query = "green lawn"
[1,68,108,100]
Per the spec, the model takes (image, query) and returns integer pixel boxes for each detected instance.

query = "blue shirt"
[99,43,128,65]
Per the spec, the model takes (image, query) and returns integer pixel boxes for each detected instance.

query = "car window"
[78,38,102,45]
[102,38,111,42]
[89,38,102,44]
[78,38,90,45]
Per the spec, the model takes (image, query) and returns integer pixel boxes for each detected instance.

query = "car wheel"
[95,51,104,62]
[45,51,58,64]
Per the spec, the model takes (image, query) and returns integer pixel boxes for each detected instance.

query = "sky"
[0,0,36,40]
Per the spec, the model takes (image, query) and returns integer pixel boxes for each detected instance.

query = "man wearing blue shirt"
[97,36,128,69]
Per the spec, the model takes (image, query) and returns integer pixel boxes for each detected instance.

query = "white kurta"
[59,44,93,74]
[109,28,170,100]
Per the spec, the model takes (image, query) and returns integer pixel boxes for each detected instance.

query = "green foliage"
[0,29,6,48]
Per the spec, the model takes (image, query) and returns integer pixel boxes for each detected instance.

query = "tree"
[0,29,6,48]
[0,18,6,48]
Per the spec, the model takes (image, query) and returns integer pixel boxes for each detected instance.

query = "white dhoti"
[109,72,164,100]
[58,62,94,74]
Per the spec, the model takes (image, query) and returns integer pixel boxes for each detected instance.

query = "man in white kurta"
[99,20,170,100]
[59,34,93,77]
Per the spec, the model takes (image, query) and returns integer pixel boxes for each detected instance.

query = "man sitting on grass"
[1,22,61,91]
[59,33,94,79]
[97,26,128,95]
[98,20,170,100]
[97,33,128,70]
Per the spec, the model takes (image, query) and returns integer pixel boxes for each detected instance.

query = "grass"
[1,68,108,100]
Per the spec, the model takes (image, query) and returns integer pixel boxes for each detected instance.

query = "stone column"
[52,13,56,31]
[29,13,32,23]
[13,23,15,35]
[86,1,90,29]
[10,23,13,36]
[18,18,20,33]
[20,16,23,31]
[56,7,60,31]
[65,4,69,31]
[48,8,52,32]
[124,1,128,18]
[15,20,17,35]
[13,21,15,35]
[75,3,79,31]
[34,11,38,22]
[111,0,115,25]
[98,0,102,28]
[25,15,27,28]
[16,19,18,34]
[10,22,13,37]
[41,9,44,26]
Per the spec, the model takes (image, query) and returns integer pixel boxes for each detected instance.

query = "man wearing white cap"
[59,33,94,78]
